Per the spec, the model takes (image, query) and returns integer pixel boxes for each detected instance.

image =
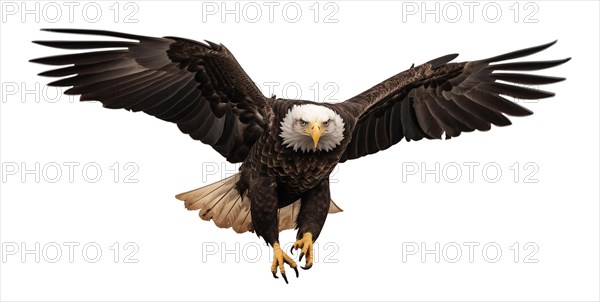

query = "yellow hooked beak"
[310,122,322,149]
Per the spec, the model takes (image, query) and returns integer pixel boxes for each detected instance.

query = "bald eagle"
[31,29,569,283]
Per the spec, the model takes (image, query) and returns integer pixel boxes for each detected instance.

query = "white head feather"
[279,104,345,153]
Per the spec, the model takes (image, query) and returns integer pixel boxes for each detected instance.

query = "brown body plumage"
[31,29,569,283]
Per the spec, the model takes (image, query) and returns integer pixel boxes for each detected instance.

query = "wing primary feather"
[98,72,167,106]
[32,40,137,49]
[40,28,155,41]
[490,73,566,85]
[489,58,571,71]
[30,50,129,65]
[75,70,156,97]
[47,65,143,88]
[38,58,135,77]
[483,40,557,63]
[466,89,533,117]
[482,82,556,99]
[118,72,190,110]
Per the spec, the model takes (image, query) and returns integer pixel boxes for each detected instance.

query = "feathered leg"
[292,179,331,270]
[248,176,298,283]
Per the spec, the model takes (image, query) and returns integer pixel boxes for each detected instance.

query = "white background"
[1,1,598,301]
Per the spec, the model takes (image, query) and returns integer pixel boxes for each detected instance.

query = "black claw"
[290,246,294,255]
[299,252,304,262]
[282,273,288,284]
[301,263,313,270]
[293,266,299,278]
[272,271,278,279]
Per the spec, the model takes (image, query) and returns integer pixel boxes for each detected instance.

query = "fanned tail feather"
[176,173,343,233]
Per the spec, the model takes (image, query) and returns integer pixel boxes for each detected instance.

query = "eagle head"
[279,104,345,153]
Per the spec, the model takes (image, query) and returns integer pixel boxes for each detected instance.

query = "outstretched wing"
[31,29,269,163]
[335,41,570,162]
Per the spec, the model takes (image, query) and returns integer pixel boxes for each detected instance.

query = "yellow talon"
[271,242,298,284]
[292,232,314,270]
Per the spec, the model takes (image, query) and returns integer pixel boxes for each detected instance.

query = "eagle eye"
[299,120,307,127]
[324,120,330,127]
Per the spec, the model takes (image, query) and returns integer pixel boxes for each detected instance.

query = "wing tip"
[529,39,559,53]
[512,107,534,117]
[484,40,563,63]
[36,70,53,76]
[31,40,55,47]
[546,39,558,47]
[40,28,83,34]
[37,28,148,41]
[28,56,45,64]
